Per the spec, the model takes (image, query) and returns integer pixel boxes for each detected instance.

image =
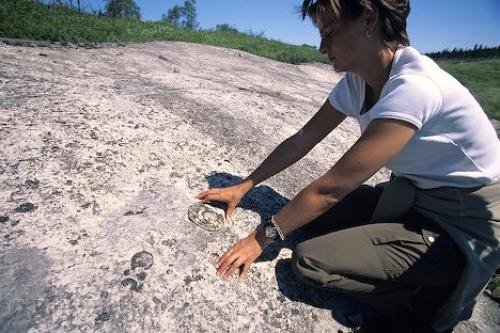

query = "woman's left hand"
[215,232,265,281]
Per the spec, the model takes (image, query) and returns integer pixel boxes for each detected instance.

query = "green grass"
[438,59,500,120]
[1,1,498,119]
[0,0,326,64]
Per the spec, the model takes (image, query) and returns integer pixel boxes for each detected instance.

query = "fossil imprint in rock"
[187,202,226,232]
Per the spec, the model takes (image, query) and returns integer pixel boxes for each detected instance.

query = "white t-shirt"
[329,46,500,189]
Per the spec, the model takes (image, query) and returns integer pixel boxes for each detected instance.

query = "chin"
[332,63,344,73]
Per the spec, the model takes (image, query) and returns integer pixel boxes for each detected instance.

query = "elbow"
[287,132,311,156]
[311,182,350,209]
[306,184,343,211]
[321,190,342,209]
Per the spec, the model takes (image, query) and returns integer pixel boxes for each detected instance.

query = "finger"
[216,248,236,269]
[196,188,221,198]
[216,253,238,277]
[195,189,211,197]
[238,263,251,282]
[195,191,213,200]
[199,192,226,204]
[222,258,245,280]
[215,248,234,268]
[215,247,235,267]
[225,204,236,220]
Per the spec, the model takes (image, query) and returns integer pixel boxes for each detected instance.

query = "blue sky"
[78,0,500,53]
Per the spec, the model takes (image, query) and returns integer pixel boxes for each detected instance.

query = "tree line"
[23,0,199,29]
[426,44,500,60]
[7,0,246,35]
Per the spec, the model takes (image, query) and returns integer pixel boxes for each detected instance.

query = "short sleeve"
[328,73,363,118]
[368,74,443,129]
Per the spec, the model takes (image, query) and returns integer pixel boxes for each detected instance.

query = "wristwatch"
[262,220,281,241]
[261,215,285,241]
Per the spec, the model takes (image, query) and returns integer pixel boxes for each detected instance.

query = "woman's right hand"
[195,183,251,220]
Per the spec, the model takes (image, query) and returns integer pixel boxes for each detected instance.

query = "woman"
[196,0,500,332]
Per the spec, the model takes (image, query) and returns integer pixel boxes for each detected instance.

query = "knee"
[291,243,306,278]
[292,241,354,290]
[291,242,329,287]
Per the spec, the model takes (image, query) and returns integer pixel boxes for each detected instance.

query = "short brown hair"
[301,0,410,49]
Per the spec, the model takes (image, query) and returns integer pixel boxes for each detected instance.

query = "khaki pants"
[291,185,465,321]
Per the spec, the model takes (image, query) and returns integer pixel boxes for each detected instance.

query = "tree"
[181,0,198,30]
[162,0,198,30]
[163,4,182,26]
[105,0,140,20]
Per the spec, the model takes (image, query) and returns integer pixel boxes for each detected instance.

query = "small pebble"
[161,239,176,247]
[0,216,9,223]
[95,311,110,323]
[80,202,91,209]
[15,203,36,213]
[24,179,40,188]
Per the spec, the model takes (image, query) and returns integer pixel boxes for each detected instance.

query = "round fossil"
[187,202,225,232]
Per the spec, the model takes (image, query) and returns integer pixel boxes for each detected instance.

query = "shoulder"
[385,73,442,102]
[390,46,444,94]
[328,73,364,117]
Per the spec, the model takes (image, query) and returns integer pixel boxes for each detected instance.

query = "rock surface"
[0,40,498,332]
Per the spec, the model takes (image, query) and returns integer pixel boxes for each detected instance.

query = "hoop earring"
[366,30,373,38]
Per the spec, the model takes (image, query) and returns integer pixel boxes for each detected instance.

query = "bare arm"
[239,99,346,192]
[268,118,417,238]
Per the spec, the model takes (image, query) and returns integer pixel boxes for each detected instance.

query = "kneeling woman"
[196,0,500,332]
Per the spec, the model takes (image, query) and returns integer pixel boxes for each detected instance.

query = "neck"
[356,47,395,97]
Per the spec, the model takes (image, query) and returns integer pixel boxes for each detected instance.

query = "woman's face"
[318,16,369,73]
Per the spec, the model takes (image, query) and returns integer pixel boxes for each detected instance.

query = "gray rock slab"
[0,41,498,332]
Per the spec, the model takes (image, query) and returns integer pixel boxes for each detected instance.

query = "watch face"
[265,225,278,239]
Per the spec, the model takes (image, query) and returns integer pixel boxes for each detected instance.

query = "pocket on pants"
[369,225,440,248]
[365,219,463,286]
